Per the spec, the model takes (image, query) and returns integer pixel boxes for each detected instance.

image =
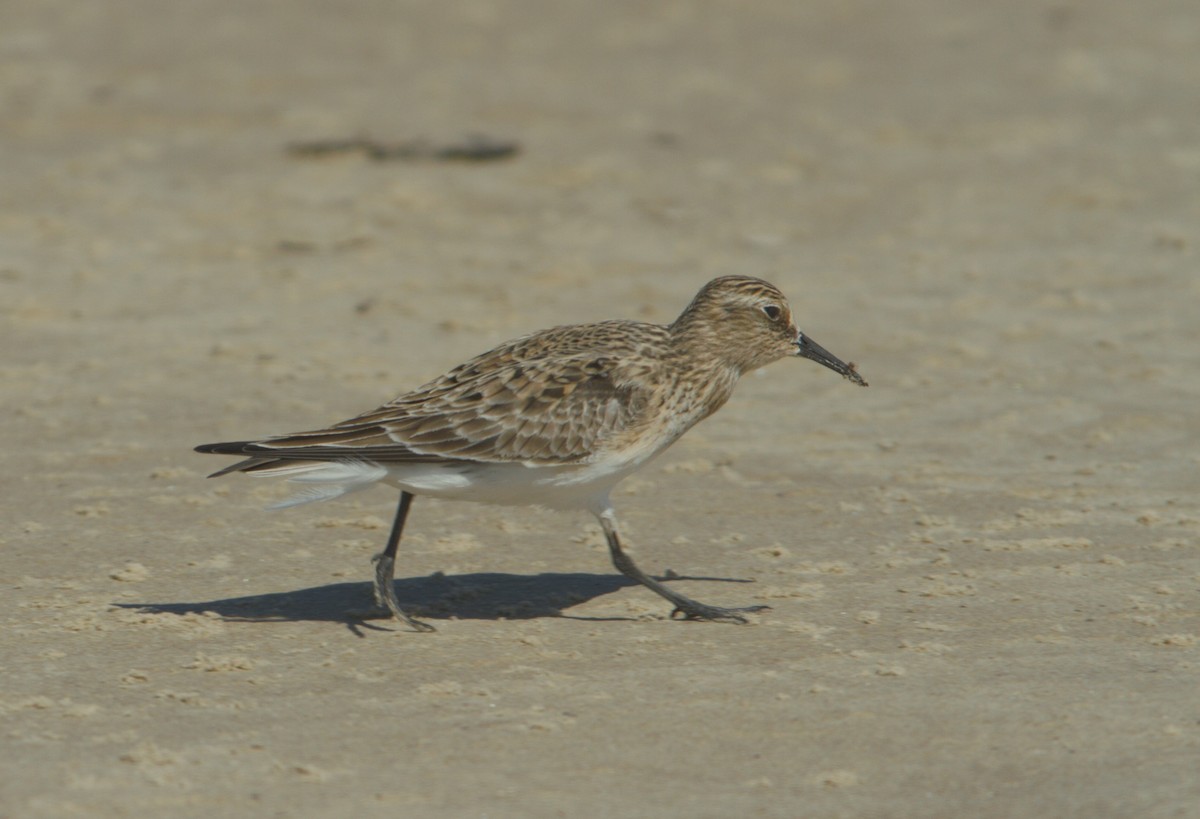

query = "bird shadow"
[117,570,755,635]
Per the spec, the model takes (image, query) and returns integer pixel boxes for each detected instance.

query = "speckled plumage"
[197,275,867,630]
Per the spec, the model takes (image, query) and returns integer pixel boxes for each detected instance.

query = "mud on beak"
[796,332,868,386]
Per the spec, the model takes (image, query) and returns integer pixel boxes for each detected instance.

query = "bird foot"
[348,601,437,632]
[669,602,770,624]
[346,553,437,632]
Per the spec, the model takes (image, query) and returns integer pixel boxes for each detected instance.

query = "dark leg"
[353,492,434,632]
[595,507,769,623]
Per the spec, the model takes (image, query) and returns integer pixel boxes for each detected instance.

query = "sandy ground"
[3,0,1199,816]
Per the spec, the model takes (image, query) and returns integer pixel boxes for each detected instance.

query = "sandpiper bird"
[196,276,867,631]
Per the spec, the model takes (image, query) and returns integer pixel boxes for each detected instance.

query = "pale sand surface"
[2,1,1198,816]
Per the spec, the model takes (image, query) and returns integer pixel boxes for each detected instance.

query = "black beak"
[796,333,868,386]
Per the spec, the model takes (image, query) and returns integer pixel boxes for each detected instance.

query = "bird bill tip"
[796,334,868,386]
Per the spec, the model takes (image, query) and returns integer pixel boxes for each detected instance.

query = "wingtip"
[195,441,254,455]
[195,441,264,478]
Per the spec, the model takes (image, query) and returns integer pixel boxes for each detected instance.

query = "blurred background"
[2,1,1197,816]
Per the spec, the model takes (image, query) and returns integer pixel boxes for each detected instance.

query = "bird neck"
[666,313,754,375]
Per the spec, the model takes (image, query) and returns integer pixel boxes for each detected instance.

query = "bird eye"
[762,304,782,320]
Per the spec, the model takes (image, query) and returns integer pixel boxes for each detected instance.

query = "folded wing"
[196,344,652,477]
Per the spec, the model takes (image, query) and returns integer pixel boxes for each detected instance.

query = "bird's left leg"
[595,505,768,623]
